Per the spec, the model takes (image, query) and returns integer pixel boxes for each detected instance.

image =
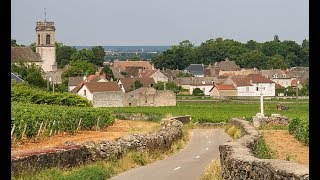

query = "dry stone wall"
[219,118,309,180]
[11,117,187,175]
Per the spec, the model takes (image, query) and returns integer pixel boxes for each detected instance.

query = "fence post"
[77,118,82,132]
[11,124,15,137]
[96,117,100,131]
[37,122,43,137]
[50,120,55,136]
[22,124,27,140]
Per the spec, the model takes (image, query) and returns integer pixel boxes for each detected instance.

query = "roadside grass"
[225,124,242,140]
[200,160,222,180]
[253,133,275,159]
[12,123,193,180]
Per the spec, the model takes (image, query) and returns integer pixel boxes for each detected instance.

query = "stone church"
[11,20,63,83]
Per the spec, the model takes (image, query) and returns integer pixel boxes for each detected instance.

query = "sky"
[11,0,309,46]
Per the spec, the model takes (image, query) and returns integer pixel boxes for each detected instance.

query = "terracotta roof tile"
[247,74,274,83]
[11,47,42,62]
[230,77,252,86]
[85,82,121,93]
[215,84,236,90]
[139,70,158,78]
[113,60,153,71]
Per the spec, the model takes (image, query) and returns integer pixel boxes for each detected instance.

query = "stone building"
[35,21,57,72]
[125,87,176,107]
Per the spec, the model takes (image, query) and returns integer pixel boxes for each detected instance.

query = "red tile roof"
[230,77,252,86]
[85,82,121,93]
[139,70,158,78]
[70,81,121,93]
[113,60,153,71]
[247,74,274,83]
[215,84,236,90]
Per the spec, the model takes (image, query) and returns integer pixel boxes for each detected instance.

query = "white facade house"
[78,84,94,101]
[223,74,275,97]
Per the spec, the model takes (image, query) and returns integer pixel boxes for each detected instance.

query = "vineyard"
[11,102,114,140]
[108,101,309,123]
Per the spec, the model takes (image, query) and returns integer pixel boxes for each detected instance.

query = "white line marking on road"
[195,156,200,158]
[206,148,209,150]
[173,167,181,171]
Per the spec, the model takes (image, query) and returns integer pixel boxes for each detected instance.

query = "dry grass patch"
[225,125,241,140]
[261,130,309,165]
[200,160,222,180]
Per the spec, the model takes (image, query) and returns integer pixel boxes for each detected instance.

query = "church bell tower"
[35,20,56,72]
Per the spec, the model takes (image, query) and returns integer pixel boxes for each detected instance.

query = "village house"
[138,69,168,83]
[260,69,292,88]
[160,69,183,81]
[222,74,275,96]
[173,76,228,95]
[219,68,259,77]
[184,64,206,77]
[209,84,237,97]
[205,58,241,77]
[117,77,155,93]
[112,60,154,72]
[68,73,108,92]
[70,81,125,107]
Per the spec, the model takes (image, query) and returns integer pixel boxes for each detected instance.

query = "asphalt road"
[110,128,232,180]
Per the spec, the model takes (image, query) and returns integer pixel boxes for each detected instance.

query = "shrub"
[192,88,204,96]
[11,82,92,107]
[253,135,274,159]
[288,118,309,145]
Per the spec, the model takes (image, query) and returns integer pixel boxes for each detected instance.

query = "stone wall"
[93,91,126,107]
[252,114,290,128]
[11,117,186,175]
[153,90,176,106]
[219,118,309,180]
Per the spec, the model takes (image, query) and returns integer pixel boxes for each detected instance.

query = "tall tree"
[266,54,287,69]
[71,49,95,64]
[11,62,47,89]
[56,45,77,68]
[91,46,106,66]
[238,50,268,69]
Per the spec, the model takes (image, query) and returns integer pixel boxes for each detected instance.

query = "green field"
[106,100,309,123]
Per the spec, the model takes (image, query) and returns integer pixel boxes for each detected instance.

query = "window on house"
[256,87,259,91]
[150,84,153,87]
[145,97,147,103]
[202,81,205,84]
[246,87,249,92]
[129,103,132,106]
[46,34,50,45]
[84,90,86,96]
[38,34,40,45]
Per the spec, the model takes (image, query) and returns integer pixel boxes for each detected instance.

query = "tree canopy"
[151,37,309,70]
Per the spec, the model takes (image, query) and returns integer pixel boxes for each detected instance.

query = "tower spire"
[44,8,47,22]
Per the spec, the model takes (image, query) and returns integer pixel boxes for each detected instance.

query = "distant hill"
[73,46,171,53]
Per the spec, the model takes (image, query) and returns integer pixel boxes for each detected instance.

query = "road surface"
[110,128,232,180]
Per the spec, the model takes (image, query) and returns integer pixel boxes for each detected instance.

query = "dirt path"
[261,130,309,165]
[11,120,160,155]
